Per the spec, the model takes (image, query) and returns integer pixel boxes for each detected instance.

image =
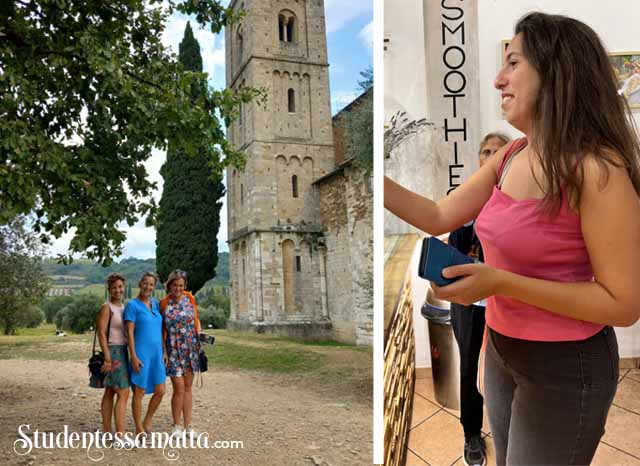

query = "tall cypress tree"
[156,22,225,294]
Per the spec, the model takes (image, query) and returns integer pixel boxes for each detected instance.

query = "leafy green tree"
[347,68,373,174]
[41,295,73,324]
[54,307,67,330]
[197,305,230,329]
[21,305,45,329]
[58,294,104,334]
[0,217,50,334]
[358,66,373,92]
[156,22,225,295]
[200,292,230,314]
[0,1,260,265]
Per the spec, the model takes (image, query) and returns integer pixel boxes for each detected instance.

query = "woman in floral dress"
[160,270,201,436]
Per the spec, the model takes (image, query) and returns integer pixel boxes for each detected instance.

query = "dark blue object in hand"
[418,236,474,286]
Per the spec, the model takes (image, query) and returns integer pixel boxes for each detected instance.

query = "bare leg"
[142,383,165,432]
[183,370,194,428]
[170,376,185,426]
[131,386,146,434]
[114,388,130,434]
[101,388,115,432]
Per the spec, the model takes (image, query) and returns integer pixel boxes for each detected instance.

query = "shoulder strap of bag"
[186,292,201,334]
[197,370,204,389]
[92,305,113,355]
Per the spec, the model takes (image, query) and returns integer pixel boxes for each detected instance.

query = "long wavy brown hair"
[515,12,640,214]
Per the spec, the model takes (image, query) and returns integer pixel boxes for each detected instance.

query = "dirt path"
[0,359,372,466]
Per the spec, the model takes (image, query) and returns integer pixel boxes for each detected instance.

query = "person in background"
[447,132,509,466]
[160,270,201,436]
[124,272,166,437]
[90,272,133,448]
[385,12,640,465]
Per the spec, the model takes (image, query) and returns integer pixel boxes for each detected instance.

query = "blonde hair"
[138,272,158,288]
[165,269,188,292]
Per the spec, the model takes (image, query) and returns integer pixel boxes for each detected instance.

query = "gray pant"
[485,327,618,465]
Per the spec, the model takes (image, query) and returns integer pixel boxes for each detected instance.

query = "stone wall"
[317,162,373,345]
[227,141,334,236]
[229,230,328,324]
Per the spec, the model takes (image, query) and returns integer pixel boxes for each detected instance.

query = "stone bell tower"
[225,0,335,339]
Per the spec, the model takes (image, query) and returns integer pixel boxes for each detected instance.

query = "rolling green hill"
[43,253,229,296]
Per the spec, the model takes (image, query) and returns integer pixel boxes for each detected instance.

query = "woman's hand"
[131,357,143,374]
[101,360,113,373]
[431,263,503,305]
[163,352,168,367]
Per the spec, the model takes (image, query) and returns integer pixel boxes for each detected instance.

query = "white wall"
[478,0,640,138]
[383,0,427,122]
[385,0,640,367]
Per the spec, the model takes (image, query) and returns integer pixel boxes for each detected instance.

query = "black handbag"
[197,332,214,373]
[88,309,112,379]
[198,348,208,373]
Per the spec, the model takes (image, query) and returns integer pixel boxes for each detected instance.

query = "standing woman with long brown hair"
[385,12,640,465]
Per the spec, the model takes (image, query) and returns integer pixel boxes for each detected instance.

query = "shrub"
[198,305,230,329]
[20,305,45,328]
[41,295,74,324]
[54,307,67,329]
[200,293,230,313]
[58,294,104,334]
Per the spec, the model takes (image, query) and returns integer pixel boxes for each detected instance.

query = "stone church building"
[224,0,373,345]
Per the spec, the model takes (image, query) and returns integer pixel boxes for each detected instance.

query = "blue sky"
[48,0,372,260]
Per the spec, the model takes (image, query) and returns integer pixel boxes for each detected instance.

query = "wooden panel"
[384,234,419,343]
[384,275,416,466]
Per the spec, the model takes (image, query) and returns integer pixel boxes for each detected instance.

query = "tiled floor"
[406,368,640,466]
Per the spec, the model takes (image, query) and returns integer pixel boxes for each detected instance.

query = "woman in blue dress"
[124,272,166,436]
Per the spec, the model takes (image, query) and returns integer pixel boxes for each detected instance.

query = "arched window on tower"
[278,15,286,42]
[288,88,295,113]
[278,11,296,43]
[286,17,295,43]
[291,175,298,198]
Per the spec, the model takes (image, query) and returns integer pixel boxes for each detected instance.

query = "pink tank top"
[474,138,604,341]
[106,302,127,345]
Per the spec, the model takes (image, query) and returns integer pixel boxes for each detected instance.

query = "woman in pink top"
[90,272,133,448]
[385,12,640,465]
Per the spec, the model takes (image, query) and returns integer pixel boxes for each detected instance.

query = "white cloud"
[324,0,372,33]
[358,21,373,49]
[120,219,157,259]
[331,90,360,113]
[146,148,166,202]
[47,229,77,258]
[161,14,226,83]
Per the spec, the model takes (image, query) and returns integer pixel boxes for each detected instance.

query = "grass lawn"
[0,324,92,362]
[0,326,372,393]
